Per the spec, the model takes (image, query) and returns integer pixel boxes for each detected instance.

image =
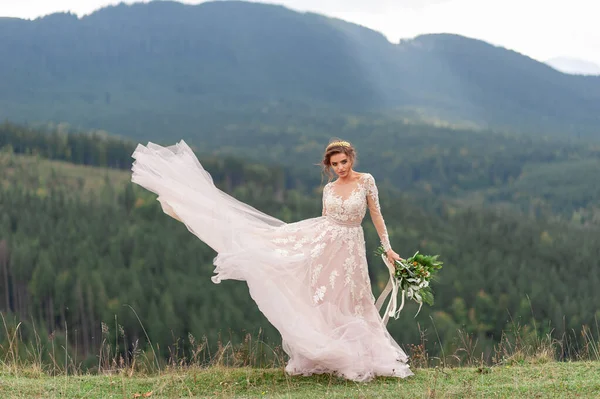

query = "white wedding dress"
[131,140,413,382]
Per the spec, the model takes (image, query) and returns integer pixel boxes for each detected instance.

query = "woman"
[131,138,413,381]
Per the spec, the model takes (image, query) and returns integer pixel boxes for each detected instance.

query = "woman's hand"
[385,249,405,266]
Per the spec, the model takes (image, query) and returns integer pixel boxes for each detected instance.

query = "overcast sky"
[2,0,599,66]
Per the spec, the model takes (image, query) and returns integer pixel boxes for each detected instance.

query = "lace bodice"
[322,173,391,251]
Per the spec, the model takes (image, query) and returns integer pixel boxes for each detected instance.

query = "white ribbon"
[376,254,403,324]
[375,255,423,324]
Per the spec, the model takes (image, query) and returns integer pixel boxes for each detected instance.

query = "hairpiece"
[326,141,351,150]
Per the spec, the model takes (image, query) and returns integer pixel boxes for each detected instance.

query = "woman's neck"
[336,170,359,184]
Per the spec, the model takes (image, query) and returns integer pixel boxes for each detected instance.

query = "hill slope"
[0,1,599,137]
[2,127,600,368]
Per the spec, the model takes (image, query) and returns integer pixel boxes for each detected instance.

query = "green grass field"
[1,362,599,398]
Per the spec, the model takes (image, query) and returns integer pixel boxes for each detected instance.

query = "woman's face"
[330,153,352,178]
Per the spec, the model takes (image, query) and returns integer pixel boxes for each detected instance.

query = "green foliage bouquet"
[375,247,443,320]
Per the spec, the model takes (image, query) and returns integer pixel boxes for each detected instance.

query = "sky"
[2,0,599,66]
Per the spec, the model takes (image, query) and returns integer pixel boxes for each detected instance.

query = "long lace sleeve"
[365,174,391,252]
[322,184,329,216]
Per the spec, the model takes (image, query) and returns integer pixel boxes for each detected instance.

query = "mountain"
[1,1,599,138]
[546,56,600,76]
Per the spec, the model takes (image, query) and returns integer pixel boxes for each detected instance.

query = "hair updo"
[321,138,357,181]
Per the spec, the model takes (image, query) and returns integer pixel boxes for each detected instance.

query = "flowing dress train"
[131,140,413,381]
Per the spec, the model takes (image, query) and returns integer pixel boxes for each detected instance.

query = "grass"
[2,310,600,398]
[1,362,599,398]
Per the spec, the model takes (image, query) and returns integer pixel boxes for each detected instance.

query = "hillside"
[1,126,600,371]
[0,1,599,138]
[3,120,600,224]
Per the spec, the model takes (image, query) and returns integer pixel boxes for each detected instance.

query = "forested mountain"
[2,0,599,370]
[1,0,599,139]
[1,125,599,369]
[3,121,600,225]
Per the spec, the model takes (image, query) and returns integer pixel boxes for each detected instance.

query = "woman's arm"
[322,184,328,216]
[365,174,403,264]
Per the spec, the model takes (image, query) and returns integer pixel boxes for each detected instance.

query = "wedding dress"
[131,140,413,382]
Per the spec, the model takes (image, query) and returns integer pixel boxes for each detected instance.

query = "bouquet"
[375,247,443,320]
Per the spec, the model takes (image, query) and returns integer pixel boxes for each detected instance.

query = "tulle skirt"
[131,140,413,382]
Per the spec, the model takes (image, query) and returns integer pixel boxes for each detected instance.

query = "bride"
[131,138,414,381]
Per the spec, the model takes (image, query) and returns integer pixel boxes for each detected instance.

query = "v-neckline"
[330,173,366,201]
